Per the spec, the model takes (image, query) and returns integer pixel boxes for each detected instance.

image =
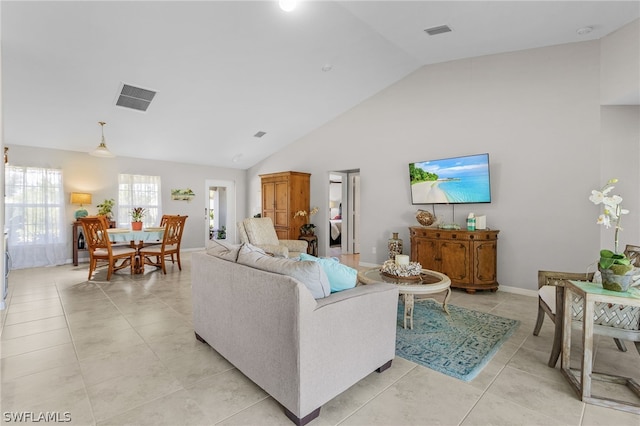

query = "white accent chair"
[237,217,308,258]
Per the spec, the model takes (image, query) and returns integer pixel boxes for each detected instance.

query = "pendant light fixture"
[90,121,115,158]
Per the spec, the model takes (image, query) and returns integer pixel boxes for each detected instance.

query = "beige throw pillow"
[237,243,331,299]
[206,239,242,262]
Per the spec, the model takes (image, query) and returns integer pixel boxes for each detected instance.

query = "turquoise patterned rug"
[396,299,520,382]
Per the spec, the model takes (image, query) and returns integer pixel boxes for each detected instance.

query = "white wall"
[248,40,640,292]
[5,145,246,265]
[600,19,640,105]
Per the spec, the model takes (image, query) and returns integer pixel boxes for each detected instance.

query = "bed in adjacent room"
[330,218,342,246]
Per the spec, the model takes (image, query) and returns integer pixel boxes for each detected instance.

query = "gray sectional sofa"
[191,242,399,425]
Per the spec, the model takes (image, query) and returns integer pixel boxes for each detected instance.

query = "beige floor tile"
[3,388,95,426]
[72,327,147,360]
[1,315,68,340]
[164,345,234,387]
[318,357,417,425]
[134,317,193,343]
[86,362,182,422]
[342,366,483,425]
[0,363,85,409]
[582,400,640,425]
[486,365,585,424]
[460,392,566,426]
[184,369,269,424]
[217,397,293,426]
[67,315,133,341]
[145,328,211,361]
[98,389,211,426]
[4,304,65,326]
[79,343,164,387]
[7,297,62,314]
[120,307,187,328]
[1,343,78,381]
[1,327,72,358]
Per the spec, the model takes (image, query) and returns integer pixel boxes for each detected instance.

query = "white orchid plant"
[294,207,319,234]
[589,178,631,271]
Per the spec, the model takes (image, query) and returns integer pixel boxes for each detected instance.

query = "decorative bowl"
[416,209,435,227]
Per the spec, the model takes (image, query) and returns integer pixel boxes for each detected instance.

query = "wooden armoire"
[260,171,311,240]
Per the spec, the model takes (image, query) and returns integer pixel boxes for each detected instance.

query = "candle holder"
[388,232,403,260]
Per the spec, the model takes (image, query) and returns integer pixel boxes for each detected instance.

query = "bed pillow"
[299,253,357,293]
[238,244,331,299]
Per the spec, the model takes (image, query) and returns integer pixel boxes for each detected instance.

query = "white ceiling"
[2,1,638,169]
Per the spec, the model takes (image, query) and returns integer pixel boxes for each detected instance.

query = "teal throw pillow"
[299,253,357,293]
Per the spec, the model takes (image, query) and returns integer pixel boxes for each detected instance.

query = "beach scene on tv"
[410,154,491,204]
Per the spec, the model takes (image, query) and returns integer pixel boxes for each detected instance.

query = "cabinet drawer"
[410,227,498,241]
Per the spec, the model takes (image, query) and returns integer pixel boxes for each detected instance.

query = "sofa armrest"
[296,282,399,417]
[279,239,308,253]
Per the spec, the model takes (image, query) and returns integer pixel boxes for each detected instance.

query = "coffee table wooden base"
[403,288,451,329]
[358,267,452,330]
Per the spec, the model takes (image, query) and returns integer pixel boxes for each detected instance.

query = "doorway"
[328,170,360,256]
[204,179,236,247]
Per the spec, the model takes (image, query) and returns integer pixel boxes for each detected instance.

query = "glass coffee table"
[358,267,451,329]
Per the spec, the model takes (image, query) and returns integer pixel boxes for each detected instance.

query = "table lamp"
[70,192,92,219]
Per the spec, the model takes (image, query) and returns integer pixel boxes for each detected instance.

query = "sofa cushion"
[206,239,242,262]
[238,243,331,299]
[299,253,357,293]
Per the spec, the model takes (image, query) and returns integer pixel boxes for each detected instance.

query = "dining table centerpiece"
[589,178,636,291]
[130,207,147,231]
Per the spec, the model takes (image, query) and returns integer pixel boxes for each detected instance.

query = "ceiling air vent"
[424,25,452,36]
[115,84,156,112]
[254,131,267,138]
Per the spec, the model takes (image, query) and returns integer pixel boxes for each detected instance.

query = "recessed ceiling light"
[279,0,296,12]
[254,131,267,138]
[576,26,593,36]
[232,154,243,163]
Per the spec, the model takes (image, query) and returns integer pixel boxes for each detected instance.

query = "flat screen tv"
[409,153,491,204]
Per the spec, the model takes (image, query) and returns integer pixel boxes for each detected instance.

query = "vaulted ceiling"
[2,1,638,169]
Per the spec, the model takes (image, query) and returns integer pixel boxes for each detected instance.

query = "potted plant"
[589,178,635,291]
[130,207,147,231]
[97,198,115,220]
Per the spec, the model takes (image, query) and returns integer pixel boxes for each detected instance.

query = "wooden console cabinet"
[409,227,499,293]
[260,171,311,240]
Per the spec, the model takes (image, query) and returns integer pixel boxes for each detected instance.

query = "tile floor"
[1,252,639,425]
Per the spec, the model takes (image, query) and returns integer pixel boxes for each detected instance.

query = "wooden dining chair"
[79,216,137,280]
[139,215,188,273]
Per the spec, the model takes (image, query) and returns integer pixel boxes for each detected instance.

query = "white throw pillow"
[237,243,331,299]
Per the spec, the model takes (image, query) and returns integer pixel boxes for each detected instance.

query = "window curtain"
[117,174,162,227]
[4,166,67,269]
